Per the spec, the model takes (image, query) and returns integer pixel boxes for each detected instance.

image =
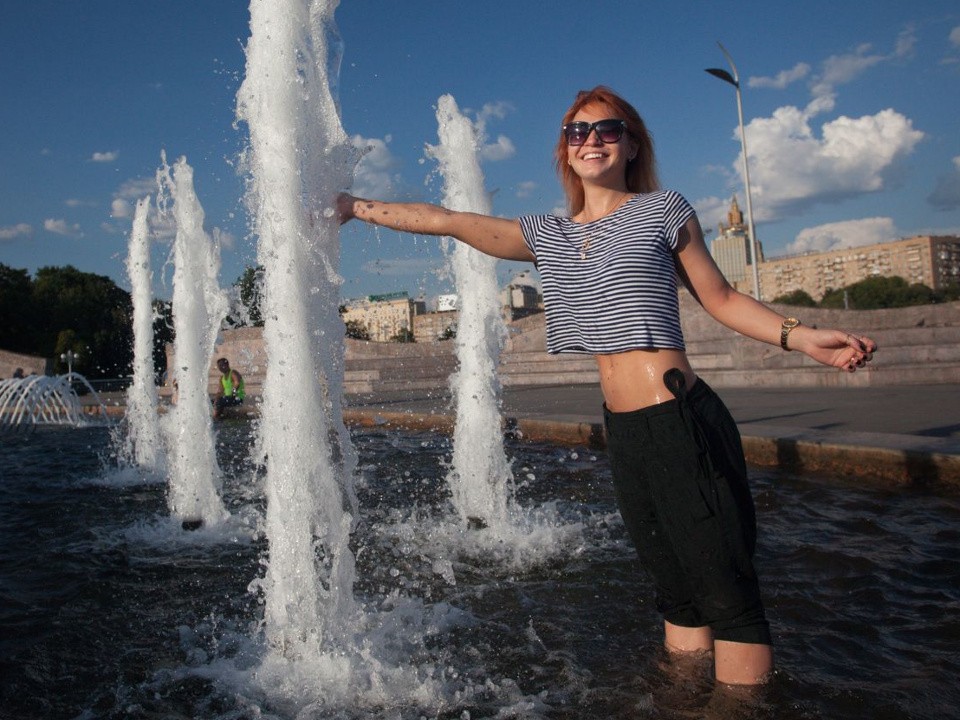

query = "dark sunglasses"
[562,118,626,146]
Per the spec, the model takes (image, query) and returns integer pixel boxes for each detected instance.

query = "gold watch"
[780,317,801,351]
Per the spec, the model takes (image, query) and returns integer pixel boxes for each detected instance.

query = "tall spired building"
[710,196,763,289]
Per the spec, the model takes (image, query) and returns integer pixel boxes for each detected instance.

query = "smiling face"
[566,103,638,189]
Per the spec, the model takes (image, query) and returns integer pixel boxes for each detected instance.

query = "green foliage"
[152,300,174,381]
[344,319,370,340]
[438,324,457,340]
[771,289,817,308]
[819,276,940,310]
[231,265,265,327]
[32,265,133,377]
[939,283,960,302]
[0,264,35,353]
[0,263,134,378]
[390,328,415,343]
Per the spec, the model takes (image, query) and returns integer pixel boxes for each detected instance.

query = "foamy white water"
[237,0,359,661]
[428,94,513,530]
[157,156,229,527]
[122,196,164,472]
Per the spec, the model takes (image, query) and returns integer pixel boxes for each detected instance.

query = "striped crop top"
[518,190,695,355]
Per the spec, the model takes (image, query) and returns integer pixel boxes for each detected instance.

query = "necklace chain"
[573,192,629,260]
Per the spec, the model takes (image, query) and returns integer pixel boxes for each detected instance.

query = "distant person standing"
[12,368,25,379]
[213,358,244,419]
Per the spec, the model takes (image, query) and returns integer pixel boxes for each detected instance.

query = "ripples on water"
[0,423,957,719]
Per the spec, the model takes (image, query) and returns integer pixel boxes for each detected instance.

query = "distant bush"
[771,289,817,308]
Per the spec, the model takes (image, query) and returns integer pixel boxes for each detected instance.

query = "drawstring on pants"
[664,368,710,458]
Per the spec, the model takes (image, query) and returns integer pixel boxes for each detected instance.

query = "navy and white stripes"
[519,190,695,355]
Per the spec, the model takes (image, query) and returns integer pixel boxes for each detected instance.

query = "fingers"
[840,332,877,372]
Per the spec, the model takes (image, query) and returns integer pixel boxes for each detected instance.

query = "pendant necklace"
[572,192,629,260]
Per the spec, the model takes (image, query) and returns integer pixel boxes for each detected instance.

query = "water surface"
[1,424,957,718]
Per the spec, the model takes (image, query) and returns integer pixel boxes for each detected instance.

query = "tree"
[821,276,937,310]
[344,319,370,340]
[771,289,817,308]
[438,324,457,340]
[152,299,174,382]
[30,265,133,378]
[0,263,36,353]
[390,328,415,343]
[231,265,265,327]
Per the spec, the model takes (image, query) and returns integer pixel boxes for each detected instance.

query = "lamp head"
[705,68,738,88]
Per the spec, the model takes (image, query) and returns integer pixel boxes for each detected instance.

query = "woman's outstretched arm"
[674,214,878,372]
[337,193,535,262]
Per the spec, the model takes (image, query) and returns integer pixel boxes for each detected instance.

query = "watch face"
[784,318,800,328]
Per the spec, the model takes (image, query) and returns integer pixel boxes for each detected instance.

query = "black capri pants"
[603,369,771,645]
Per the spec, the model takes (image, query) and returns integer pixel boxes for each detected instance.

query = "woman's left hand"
[795,328,878,372]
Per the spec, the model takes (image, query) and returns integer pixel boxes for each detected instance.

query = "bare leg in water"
[665,622,773,686]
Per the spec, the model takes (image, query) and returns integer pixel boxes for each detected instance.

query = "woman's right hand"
[336,192,358,225]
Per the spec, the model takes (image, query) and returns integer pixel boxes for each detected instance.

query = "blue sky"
[2,1,959,303]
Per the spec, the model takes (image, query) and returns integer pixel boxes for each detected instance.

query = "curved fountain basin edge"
[105,398,959,488]
[341,409,960,489]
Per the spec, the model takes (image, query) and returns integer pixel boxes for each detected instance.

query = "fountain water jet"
[428,94,513,531]
[0,373,109,429]
[237,0,359,660]
[157,155,229,528]
[120,196,164,471]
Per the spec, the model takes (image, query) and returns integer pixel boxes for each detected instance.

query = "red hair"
[554,86,660,216]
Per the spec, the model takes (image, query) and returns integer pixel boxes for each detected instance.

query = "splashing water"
[428,94,513,530]
[0,373,110,429]
[121,196,164,472]
[237,0,359,665]
[157,155,229,527]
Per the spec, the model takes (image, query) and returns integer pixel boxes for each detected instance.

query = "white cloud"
[0,223,33,241]
[810,43,886,104]
[476,100,512,124]
[944,26,960,65]
[111,198,132,219]
[473,101,515,163]
[894,26,916,58]
[742,106,923,220]
[65,198,97,208]
[148,209,178,241]
[480,134,515,162]
[349,134,407,200]
[515,180,538,199]
[928,155,960,211]
[116,176,159,200]
[692,195,731,233]
[44,218,82,236]
[785,217,897,255]
[213,227,237,251]
[720,30,924,222]
[91,150,119,163]
[749,63,811,90]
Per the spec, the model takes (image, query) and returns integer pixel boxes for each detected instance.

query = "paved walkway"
[345,383,960,487]
[94,383,960,485]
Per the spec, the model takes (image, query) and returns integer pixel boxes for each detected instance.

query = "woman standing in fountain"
[337,86,876,686]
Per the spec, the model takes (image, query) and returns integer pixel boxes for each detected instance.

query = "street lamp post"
[60,350,78,375]
[706,42,762,301]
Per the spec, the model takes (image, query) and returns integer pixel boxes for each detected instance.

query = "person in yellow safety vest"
[213,357,245,419]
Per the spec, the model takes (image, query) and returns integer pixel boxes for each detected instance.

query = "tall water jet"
[121,196,164,471]
[237,0,359,657]
[428,94,512,529]
[157,156,229,528]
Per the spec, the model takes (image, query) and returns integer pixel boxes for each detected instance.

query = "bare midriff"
[595,348,698,413]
